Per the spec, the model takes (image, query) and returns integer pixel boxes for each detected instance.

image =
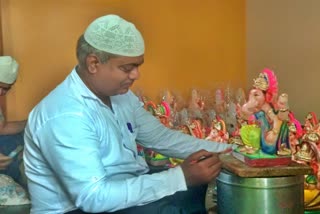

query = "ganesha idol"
[293,112,320,211]
[233,68,294,166]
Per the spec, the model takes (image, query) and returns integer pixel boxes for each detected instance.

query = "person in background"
[0,56,27,184]
[24,14,234,214]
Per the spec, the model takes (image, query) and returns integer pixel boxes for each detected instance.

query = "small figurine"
[205,117,229,143]
[188,89,205,119]
[224,86,238,134]
[161,89,178,127]
[145,99,171,127]
[304,112,319,134]
[187,119,205,139]
[295,130,320,164]
[295,141,314,163]
[214,88,227,116]
[288,114,303,156]
[294,114,320,210]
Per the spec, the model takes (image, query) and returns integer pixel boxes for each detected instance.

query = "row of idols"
[135,68,320,210]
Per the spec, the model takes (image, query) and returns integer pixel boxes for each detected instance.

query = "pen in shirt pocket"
[127,122,133,133]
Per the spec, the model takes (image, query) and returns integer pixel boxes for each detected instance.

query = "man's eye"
[120,65,134,72]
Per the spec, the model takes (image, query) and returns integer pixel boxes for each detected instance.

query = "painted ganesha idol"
[295,112,320,211]
[232,68,295,166]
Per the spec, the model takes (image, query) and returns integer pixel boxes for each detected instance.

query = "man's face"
[0,82,13,96]
[91,55,144,97]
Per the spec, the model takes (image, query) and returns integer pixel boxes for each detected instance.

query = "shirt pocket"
[126,121,139,141]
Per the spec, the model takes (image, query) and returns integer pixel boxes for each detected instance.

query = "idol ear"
[86,54,99,73]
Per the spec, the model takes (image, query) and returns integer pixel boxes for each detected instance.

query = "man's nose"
[129,67,140,80]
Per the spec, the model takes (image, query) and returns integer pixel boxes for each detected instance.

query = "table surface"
[220,154,313,177]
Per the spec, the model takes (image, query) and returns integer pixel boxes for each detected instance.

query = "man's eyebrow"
[122,60,144,67]
[134,62,144,66]
[132,59,144,66]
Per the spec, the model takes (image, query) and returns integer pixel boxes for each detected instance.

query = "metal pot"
[216,170,304,214]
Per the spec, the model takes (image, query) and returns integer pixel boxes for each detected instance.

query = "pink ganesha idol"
[233,68,294,166]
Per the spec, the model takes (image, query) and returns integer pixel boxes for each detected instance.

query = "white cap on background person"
[0,56,19,84]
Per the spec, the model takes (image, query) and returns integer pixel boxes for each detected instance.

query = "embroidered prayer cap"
[84,14,145,57]
[0,56,19,84]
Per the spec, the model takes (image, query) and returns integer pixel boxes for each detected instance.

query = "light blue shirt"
[24,68,233,214]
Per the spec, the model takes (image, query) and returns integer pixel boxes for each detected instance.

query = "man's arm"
[125,90,234,159]
[0,108,26,135]
[135,104,233,159]
[0,153,12,169]
[25,113,187,213]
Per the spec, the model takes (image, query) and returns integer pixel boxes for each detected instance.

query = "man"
[0,56,26,184]
[24,14,233,214]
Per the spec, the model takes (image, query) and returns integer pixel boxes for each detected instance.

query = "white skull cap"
[0,56,19,84]
[84,14,145,57]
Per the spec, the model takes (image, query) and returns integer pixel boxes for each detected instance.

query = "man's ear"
[86,54,99,74]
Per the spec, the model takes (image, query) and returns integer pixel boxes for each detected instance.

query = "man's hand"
[0,153,12,170]
[180,149,222,186]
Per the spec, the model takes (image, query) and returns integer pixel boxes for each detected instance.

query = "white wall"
[246,0,320,121]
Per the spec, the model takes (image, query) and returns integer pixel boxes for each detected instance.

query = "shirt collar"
[69,67,109,107]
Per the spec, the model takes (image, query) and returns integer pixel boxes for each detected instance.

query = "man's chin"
[118,88,130,95]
